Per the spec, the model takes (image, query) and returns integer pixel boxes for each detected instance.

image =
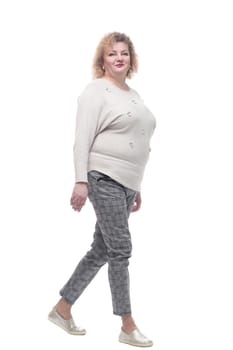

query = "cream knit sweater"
[73,78,156,191]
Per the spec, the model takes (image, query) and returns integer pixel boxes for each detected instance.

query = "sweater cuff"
[75,173,88,184]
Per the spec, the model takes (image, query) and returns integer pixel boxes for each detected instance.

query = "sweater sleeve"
[73,84,103,183]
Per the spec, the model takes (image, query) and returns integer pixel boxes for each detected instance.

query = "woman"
[48,32,156,347]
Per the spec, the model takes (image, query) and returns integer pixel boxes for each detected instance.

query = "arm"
[73,84,103,183]
[71,84,103,212]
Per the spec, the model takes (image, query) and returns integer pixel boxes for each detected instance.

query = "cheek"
[105,62,114,71]
[125,57,131,65]
[104,58,114,68]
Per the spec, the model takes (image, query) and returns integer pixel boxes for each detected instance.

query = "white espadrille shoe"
[48,307,86,335]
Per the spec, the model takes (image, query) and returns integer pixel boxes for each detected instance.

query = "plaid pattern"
[60,171,137,316]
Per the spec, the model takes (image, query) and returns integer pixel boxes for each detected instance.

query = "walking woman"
[48,31,156,347]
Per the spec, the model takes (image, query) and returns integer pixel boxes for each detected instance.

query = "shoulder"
[77,79,107,106]
[80,79,106,96]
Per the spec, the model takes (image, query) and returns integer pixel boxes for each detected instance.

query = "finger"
[72,200,85,211]
[131,204,137,212]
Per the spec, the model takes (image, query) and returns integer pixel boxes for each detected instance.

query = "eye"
[123,52,129,56]
[108,53,115,56]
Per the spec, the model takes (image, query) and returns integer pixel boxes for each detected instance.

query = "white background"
[0,0,232,349]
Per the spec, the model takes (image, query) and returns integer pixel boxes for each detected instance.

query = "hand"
[70,182,88,212]
[131,193,142,212]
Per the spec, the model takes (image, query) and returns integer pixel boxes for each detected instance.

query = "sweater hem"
[88,152,144,192]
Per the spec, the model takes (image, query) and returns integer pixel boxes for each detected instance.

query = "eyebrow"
[108,49,129,53]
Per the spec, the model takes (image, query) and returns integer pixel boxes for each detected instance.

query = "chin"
[114,68,128,75]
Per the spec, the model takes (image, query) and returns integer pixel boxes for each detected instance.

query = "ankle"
[122,325,137,334]
[121,315,137,334]
[55,297,72,320]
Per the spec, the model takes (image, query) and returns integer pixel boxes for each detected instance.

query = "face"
[103,42,131,79]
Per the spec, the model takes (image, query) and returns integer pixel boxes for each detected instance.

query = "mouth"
[115,64,124,68]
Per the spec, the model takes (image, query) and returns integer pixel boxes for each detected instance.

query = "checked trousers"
[59,171,137,316]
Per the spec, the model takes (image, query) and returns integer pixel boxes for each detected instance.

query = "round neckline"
[100,77,131,92]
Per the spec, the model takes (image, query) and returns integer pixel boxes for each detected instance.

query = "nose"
[116,53,123,61]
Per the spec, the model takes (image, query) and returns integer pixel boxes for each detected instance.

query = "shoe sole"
[119,339,153,347]
[48,315,86,335]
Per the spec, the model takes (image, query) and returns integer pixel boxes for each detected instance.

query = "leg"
[59,222,108,307]
[87,171,137,318]
[49,220,108,334]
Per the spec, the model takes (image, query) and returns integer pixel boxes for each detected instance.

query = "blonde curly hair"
[92,32,138,79]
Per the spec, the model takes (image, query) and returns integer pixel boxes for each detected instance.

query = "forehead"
[106,41,129,52]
